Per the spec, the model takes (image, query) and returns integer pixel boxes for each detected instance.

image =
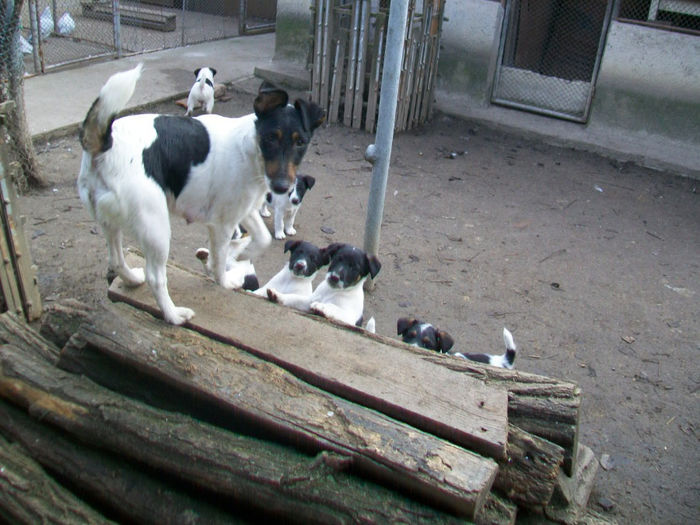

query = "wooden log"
[0,311,59,364]
[0,433,113,524]
[364,13,385,132]
[0,400,240,525]
[496,425,564,508]
[328,37,346,124]
[475,492,518,525]
[55,304,497,518]
[109,254,509,462]
[343,0,360,126]
[38,298,92,349]
[351,0,370,128]
[0,343,476,523]
[545,444,599,525]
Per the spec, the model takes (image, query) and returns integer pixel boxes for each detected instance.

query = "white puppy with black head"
[78,64,324,324]
[186,67,216,116]
[267,243,380,327]
[253,239,327,297]
[260,174,315,239]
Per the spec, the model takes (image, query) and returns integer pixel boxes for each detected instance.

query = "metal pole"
[363,0,409,278]
[181,0,187,47]
[112,0,121,58]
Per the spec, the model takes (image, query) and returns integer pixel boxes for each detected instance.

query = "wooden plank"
[58,304,498,518]
[545,444,599,524]
[364,13,385,132]
[328,37,345,124]
[109,253,509,461]
[343,0,361,126]
[319,0,333,111]
[0,343,484,521]
[351,0,370,128]
[81,2,176,32]
[310,0,324,104]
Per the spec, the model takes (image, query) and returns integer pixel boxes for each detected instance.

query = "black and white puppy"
[397,317,517,369]
[78,64,324,324]
[253,239,326,297]
[186,67,216,116]
[267,243,380,327]
[194,245,259,292]
[260,174,316,240]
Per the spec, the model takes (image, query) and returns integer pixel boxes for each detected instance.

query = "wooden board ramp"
[110,253,509,462]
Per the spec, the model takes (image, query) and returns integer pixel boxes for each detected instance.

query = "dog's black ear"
[284,239,301,253]
[194,68,201,77]
[397,317,411,335]
[210,68,217,76]
[437,331,455,353]
[303,175,316,190]
[254,82,289,117]
[294,98,326,133]
[366,255,381,279]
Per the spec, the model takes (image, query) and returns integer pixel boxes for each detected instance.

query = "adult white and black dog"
[78,63,324,324]
[186,67,216,116]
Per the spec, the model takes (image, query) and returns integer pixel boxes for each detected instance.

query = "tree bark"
[0,433,113,524]
[0,311,59,364]
[0,342,478,523]
[0,0,47,189]
[0,399,247,525]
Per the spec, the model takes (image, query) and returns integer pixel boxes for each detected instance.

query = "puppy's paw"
[121,267,146,287]
[259,207,271,218]
[195,248,210,262]
[274,231,286,240]
[267,288,280,303]
[284,226,297,236]
[310,301,329,318]
[165,306,195,326]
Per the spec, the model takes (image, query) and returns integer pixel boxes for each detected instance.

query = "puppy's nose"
[270,180,290,195]
[328,274,340,284]
[291,198,300,205]
[293,261,306,272]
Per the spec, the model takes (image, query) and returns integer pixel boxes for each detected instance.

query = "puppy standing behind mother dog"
[78,64,324,324]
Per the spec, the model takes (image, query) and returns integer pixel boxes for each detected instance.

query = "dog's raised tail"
[80,63,143,155]
[503,327,517,368]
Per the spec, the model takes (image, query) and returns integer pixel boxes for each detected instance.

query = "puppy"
[78,64,324,324]
[260,174,316,239]
[194,246,259,292]
[267,243,381,327]
[253,240,326,297]
[186,67,216,116]
[453,328,517,369]
[396,317,455,353]
[396,318,517,369]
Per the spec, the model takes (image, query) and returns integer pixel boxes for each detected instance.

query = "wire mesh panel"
[17,1,269,75]
[491,0,614,123]
[618,0,700,33]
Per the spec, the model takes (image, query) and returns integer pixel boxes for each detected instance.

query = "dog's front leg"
[284,206,299,237]
[238,211,272,260]
[310,302,359,326]
[267,289,312,312]
[207,223,240,289]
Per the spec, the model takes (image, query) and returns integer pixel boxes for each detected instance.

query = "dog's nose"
[270,180,290,195]
[293,261,306,272]
[291,198,300,205]
[328,274,339,284]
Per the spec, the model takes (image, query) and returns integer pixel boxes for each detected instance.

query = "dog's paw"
[121,267,146,287]
[267,288,280,303]
[165,306,195,325]
[284,226,297,236]
[274,231,286,240]
[310,302,329,318]
[259,207,271,218]
[195,248,210,262]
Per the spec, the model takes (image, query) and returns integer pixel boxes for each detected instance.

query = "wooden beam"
[109,253,510,461]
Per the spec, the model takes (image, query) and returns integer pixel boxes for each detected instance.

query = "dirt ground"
[23,82,698,524]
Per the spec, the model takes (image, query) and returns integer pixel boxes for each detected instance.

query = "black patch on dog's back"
[142,116,210,197]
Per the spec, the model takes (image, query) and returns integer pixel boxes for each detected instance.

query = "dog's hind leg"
[207,222,242,289]
[104,227,145,287]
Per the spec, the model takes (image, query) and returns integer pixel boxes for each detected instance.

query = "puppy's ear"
[366,255,381,279]
[294,98,326,133]
[255,82,289,117]
[210,68,217,76]
[284,239,301,253]
[437,331,455,353]
[194,68,201,77]
[397,317,410,335]
[303,175,316,190]
[323,243,344,261]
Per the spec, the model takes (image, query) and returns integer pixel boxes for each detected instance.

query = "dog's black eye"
[296,138,306,147]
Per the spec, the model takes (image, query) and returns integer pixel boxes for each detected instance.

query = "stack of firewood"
[0,257,610,524]
[310,0,444,133]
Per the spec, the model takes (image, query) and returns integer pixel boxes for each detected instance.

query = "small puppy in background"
[253,240,327,297]
[267,243,380,328]
[397,317,517,369]
[186,67,217,116]
[260,174,316,240]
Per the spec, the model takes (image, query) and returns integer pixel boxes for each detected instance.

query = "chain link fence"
[19,1,276,76]
[617,0,700,33]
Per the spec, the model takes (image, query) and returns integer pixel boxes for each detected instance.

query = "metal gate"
[491,0,614,123]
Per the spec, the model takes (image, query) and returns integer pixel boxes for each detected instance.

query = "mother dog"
[78,64,324,324]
